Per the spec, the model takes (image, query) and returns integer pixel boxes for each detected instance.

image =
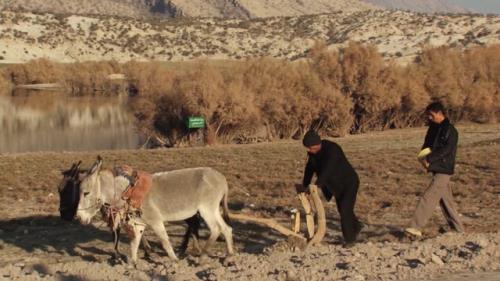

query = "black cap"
[303,130,321,147]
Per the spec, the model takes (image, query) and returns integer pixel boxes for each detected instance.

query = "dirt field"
[0,123,499,281]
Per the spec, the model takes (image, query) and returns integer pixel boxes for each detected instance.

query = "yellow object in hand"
[417,148,432,160]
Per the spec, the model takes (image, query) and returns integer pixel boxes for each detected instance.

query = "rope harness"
[101,203,143,239]
[99,165,149,239]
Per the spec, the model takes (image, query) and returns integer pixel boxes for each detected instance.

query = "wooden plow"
[228,185,326,249]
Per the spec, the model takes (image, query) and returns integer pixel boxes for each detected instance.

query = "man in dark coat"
[405,102,465,237]
[299,130,362,246]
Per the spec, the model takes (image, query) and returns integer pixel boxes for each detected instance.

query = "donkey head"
[75,156,104,224]
[58,161,82,221]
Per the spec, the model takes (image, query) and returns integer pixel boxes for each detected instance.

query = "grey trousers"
[410,173,465,232]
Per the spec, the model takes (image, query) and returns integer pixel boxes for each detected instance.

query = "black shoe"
[354,221,365,240]
[343,242,356,249]
[356,222,365,233]
[438,226,449,234]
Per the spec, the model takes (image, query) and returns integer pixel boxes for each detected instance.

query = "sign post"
[186,117,205,145]
[186,117,205,129]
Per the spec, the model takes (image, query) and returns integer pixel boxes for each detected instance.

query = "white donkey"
[76,156,234,264]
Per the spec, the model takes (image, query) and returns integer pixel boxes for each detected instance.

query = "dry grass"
[0,69,10,95]
[1,123,499,238]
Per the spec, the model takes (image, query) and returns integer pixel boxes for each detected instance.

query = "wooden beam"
[227,184,326,249]
[298,192,315,239]
[228,213,307,242]
[308,185,326,246]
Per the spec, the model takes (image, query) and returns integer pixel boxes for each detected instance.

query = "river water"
[0,93,140,154]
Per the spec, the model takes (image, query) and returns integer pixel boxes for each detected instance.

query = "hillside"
[0,10,498,63]
[0,0,375,19]
[0,0,172,18]
[1,0,478,18]
[363,0,468,13]
[172,0,376,18]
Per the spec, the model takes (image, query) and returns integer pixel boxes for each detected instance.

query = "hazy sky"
[449,0,500,13]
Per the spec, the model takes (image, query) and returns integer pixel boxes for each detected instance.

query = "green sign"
[186,117,205,129]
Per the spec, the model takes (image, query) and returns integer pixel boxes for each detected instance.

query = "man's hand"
[419,159,430,170]
[295,183,309,194]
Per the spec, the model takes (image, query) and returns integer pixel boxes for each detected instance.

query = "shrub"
[0,70,12,96]
[63,60,123,95]
[461,44,500,122]
[159,62,260,145]
[0,43,498,144]
[5,58,64,85]
[416,46,468,119]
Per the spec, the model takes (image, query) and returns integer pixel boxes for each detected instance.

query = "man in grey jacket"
[405,102,465,237]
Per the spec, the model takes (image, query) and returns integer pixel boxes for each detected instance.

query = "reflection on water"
[0,93,140,154]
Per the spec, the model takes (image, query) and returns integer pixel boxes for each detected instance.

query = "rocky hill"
[0,0,375,19]
[0,0,171,18]
[0,9,498,64]
[363,0,468,13]
[172,0,376,18]
[0,0,479,19]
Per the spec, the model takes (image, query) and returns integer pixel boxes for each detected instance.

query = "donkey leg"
[191,219,202,255]
[141,236,152,258]
[129,223,146,266]
[180,214,201,255]
[179,223,192,254]
[149,222,178,261]
[113,227,123,261]
[214,210,234,256]
[199,209,221,256]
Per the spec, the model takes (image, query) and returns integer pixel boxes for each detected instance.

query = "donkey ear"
[70,161,82,178]
[61,163,77,176]
[88,156,103,175]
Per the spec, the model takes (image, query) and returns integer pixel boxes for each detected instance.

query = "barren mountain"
[0,0,175,18]
[362,0,468,13]
[0,9,498,64]
[0,0,482,19]
[0,0,375,19]
[172,0,376,18]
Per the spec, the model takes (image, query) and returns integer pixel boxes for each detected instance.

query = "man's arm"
[422,123,437,150]
[426,127,458,164]
[302,158,314,188]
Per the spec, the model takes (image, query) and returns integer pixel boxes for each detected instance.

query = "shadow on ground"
[0,215,122,262]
